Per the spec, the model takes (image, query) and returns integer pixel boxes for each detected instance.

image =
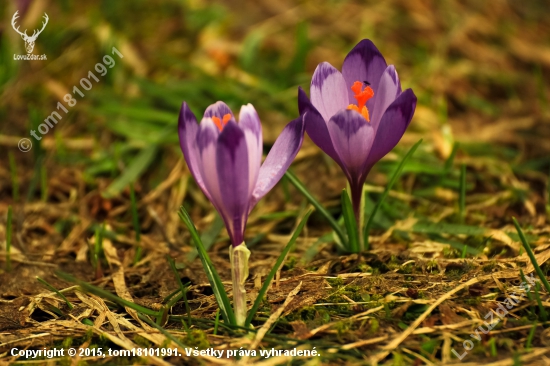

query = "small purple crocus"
[178,101,304,325]
[179,101,305,247]
[298,39,417,219]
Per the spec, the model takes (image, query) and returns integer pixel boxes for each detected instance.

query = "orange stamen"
[222,113,231,125]
[212,113,232,131]
[212,116,223,131]
[347,81,374,122]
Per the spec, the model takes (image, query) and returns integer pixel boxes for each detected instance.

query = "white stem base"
[229,243,251,326]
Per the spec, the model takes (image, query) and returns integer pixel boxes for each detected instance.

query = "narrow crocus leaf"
[56,271,159,316]
[513,217,550,294]
[363,139,422,248]
[138,313,190,351]
[245,209,312,327]
[166,255,191,321]
[284,170,346,250]
[36,276,74,310]
[178,206,236,325]
[341,189,360,253]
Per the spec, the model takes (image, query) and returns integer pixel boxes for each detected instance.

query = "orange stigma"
[212,113,232,131]
[347,81,374,121]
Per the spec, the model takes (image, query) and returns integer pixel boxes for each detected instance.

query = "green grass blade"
[36,276,74,310]
[186,213,224,262]
[8,152,19,202]
[103,145,158,198]
[138,313,190,350]
[520,269,536,315]
[459,164,466,223]
[56,271,159,316]
[178,206,236,325]
[166,255,191,321]
[6,206,12,272]
[364,139,423,248]
[130,183,142,264]
[443,142,459,175]
[285,170,346,249]
[534,283,548,321]
[513,217,550,294]
[244,209,312,327]
[526,322,537,350]
[341,189,359,253]
[214,309,221,335]
[40,166,47,201]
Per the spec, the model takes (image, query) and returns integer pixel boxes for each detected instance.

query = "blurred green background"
[1,0,549,201]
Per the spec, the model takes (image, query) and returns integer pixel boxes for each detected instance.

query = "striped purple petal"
[310,62,349,123]
[215,120,250,245]
[298,87,343,167]
[327,109,375,184]
[196,118,223,212]
[178,102,209,198]
[370,65,402,134]
[365,89,417,168]
[238,104,263,199]
[251,116,305,209]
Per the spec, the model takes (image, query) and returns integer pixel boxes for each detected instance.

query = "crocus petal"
[251,116,305,209]
[370,65,402,133]
[310,62,350,122]
[216,120,250,245]
[327,109,375,183]
[298,87,343,167]
[238,104,263,198]
[178,102,207,196]
[196,118,223,210]
[365,89,417,168]
[342,39,388,113]
[204,101,235,120]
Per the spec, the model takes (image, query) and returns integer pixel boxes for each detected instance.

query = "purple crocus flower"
[178,101,305,247]
[298,39,417,218]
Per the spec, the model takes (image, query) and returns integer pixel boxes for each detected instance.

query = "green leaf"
[103,146,158,198]
[459,164,466,223]
[341,189,360,253]
[36,276,74,310]
[285,170,346,250]
[178,207,236,325]
[186,213,224,262]
[244,209,312,327]
[56,271,159,316]
[364,139,423,248]
[513,217,550,294]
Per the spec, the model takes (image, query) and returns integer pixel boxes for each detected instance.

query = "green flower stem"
[230,243,250,327]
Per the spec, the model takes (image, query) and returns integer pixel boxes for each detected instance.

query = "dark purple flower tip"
[311,62,341,88]
[203,101,235,120]
[327,109,375,183]
[251,115,305,209]
[342,39,388,109]
[298,87,343,167]
[365,88,417,168]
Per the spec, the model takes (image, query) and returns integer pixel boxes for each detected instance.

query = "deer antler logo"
[11,11,49,54]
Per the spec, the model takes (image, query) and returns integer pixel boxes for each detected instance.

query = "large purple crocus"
[298,39,417,219]
[178,101,304,325]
